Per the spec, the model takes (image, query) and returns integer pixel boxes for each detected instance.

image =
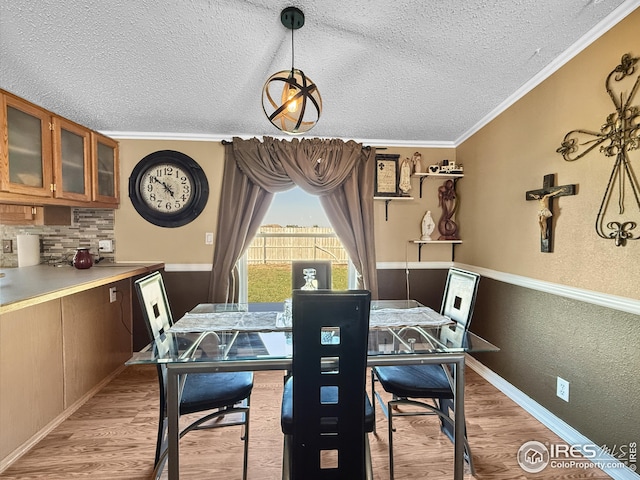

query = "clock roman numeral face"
[140,163,193,213]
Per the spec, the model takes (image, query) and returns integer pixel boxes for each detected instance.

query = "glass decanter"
[300,268,318,290]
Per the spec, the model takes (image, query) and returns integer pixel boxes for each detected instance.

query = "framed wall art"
[375,154,400,196]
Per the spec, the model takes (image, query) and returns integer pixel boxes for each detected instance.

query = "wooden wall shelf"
[410,239,462,261]
[374,196,414,221]
[412,173,464,198]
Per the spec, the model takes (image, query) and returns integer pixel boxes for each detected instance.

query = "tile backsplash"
[0,209,115,267]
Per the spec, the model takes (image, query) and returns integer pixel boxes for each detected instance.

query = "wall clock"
[129,150,209,227]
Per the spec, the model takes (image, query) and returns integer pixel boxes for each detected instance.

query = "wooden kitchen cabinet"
[0,93,53,198]
[0,89,119,208]
[0,204,40,224]
[52,116,92,201]
[91,132,119,204]
[0,204,72,226]
[0,299,64,463]
[61,279,132,407]
[0,275,134,470]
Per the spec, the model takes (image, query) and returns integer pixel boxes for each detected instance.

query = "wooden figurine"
[437,179,460,240]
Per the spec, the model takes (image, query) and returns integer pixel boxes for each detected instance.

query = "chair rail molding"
[456,263,640,316]
[164,263,213,272]
[376,261,640,315]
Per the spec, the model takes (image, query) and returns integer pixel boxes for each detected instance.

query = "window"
[239,187,351,303]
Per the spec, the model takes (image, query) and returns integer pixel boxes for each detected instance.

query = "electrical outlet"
[205,232,214,245]
[557,376,569,402]
[2,239,12,253]
[99,240,113,253]
[109,287,117,303]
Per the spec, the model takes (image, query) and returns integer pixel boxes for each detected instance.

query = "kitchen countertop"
[0,262,164,314]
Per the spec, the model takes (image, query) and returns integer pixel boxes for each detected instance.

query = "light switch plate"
[2,239,12,253]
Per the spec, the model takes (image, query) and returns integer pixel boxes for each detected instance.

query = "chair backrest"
[291,260,332,290]
[291,289,371,479]
[135,271,174,340]
[134,271,177,397]
[439,268,480,347]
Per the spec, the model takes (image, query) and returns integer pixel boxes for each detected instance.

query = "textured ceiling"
[1,0,638,146]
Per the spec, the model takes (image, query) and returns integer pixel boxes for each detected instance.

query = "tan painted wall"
[455,8,640,451]
[115,141,459,264]
[456,8,640,299]
[115,139,225,264]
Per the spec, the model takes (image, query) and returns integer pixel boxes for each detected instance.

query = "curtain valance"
[232,137,367,196]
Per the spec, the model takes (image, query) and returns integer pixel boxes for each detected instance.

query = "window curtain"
[208,136,378,302]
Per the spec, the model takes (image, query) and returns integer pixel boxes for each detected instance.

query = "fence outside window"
[247,226,348,264]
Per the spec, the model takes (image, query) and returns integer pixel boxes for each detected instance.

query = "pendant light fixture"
[262,7,322,134]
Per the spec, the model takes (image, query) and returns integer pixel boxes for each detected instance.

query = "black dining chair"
[280,289,374,479]
[291,260,332,289]
[371,268,481,479]
[135,271,254,479]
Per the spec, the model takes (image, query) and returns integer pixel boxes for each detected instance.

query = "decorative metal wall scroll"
[556,53,640,246]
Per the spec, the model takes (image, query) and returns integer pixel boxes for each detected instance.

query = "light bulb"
[284,84,299,113]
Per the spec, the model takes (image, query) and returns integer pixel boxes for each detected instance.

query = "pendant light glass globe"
[262,68,322,134]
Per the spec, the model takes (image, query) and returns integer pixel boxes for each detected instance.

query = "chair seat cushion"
[180,371,254,415]
[373,364,453,400]
[280,376,374,434]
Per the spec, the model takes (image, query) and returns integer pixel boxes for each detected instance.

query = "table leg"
[453,356,465,480]
[167,367,180,479]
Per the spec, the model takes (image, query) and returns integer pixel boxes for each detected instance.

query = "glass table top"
[127,300,498,367]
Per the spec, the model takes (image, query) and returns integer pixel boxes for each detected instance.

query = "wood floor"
[0,365,610,480]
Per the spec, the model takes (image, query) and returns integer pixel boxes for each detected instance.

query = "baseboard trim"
[466,356,640,480]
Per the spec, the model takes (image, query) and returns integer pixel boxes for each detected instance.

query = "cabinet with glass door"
[91,132,119,204]
[0,90,119,207]
[0,92,53,198]
[52,116,92,201]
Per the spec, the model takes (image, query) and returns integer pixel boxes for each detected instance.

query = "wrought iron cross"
[526,174,576,253]
[556,53,640,246]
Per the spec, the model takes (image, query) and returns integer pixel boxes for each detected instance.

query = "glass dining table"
[126,299,498,480]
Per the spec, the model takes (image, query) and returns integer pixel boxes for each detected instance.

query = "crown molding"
[101,130,456,149]
[454,0,640,146]
[100,131,241,142]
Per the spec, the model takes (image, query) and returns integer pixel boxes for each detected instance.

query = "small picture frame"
[375,154,400,196]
